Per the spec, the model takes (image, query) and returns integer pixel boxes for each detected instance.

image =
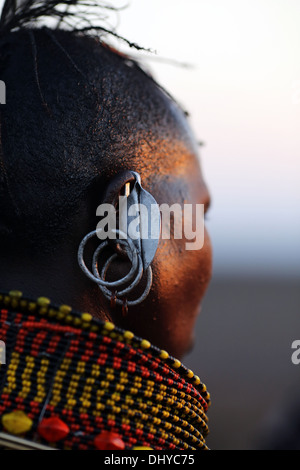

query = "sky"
[0,0,299,277]
[116,0,300,278]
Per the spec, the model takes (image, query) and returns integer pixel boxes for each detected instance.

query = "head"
[0,8,212,358]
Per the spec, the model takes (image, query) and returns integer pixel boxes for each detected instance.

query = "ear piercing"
[78,172,160,313]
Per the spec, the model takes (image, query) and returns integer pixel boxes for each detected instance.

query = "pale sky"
[117,0,300,277]
[0,0,299,277]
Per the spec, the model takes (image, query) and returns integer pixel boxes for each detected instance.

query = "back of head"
[0,1,182,252]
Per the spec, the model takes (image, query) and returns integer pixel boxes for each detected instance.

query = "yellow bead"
[133,447,153,450]
[82,313,92,322]
[160,350,169,360]
[173,359,181,369]
[2,411,33,435]
[141,340,151,350]
[104,322,115,331]
[37,297,50,308]
[59,305,72,315]
[194,376,201,385]
[9,290,23,299]
[124,331,134,341]
[186,369,194,379]
[28,302,36,312]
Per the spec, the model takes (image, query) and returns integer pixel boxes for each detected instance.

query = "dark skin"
[0,29,212,358]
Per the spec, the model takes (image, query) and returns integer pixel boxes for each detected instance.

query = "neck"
[0,246,111,322]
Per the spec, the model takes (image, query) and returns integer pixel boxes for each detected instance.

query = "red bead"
[79,444,88,450]
[94,431,125,450]
[38,417,70,442]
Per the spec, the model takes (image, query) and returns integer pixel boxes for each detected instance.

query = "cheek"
[149,229,212,357]
[157,229,212,310]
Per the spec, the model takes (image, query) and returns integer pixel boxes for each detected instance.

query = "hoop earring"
[78,172,161,314]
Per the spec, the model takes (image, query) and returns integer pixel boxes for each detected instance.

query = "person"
[0,0,213,451]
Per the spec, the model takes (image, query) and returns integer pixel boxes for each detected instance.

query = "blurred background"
[115,0,300,450]
[1,0,299,450]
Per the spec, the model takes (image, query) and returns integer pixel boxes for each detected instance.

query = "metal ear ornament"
[78,172,161,315]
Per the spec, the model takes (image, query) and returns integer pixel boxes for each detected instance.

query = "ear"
[99,170,161,270]
[101,170,136,207]
[78,171,160,315]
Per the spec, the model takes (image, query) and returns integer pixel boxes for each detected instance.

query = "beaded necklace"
[0,290,211,450]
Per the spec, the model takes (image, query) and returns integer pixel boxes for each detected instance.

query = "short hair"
[0,1,184,251]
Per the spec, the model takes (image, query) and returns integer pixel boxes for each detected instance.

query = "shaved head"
[0,27,212,358]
